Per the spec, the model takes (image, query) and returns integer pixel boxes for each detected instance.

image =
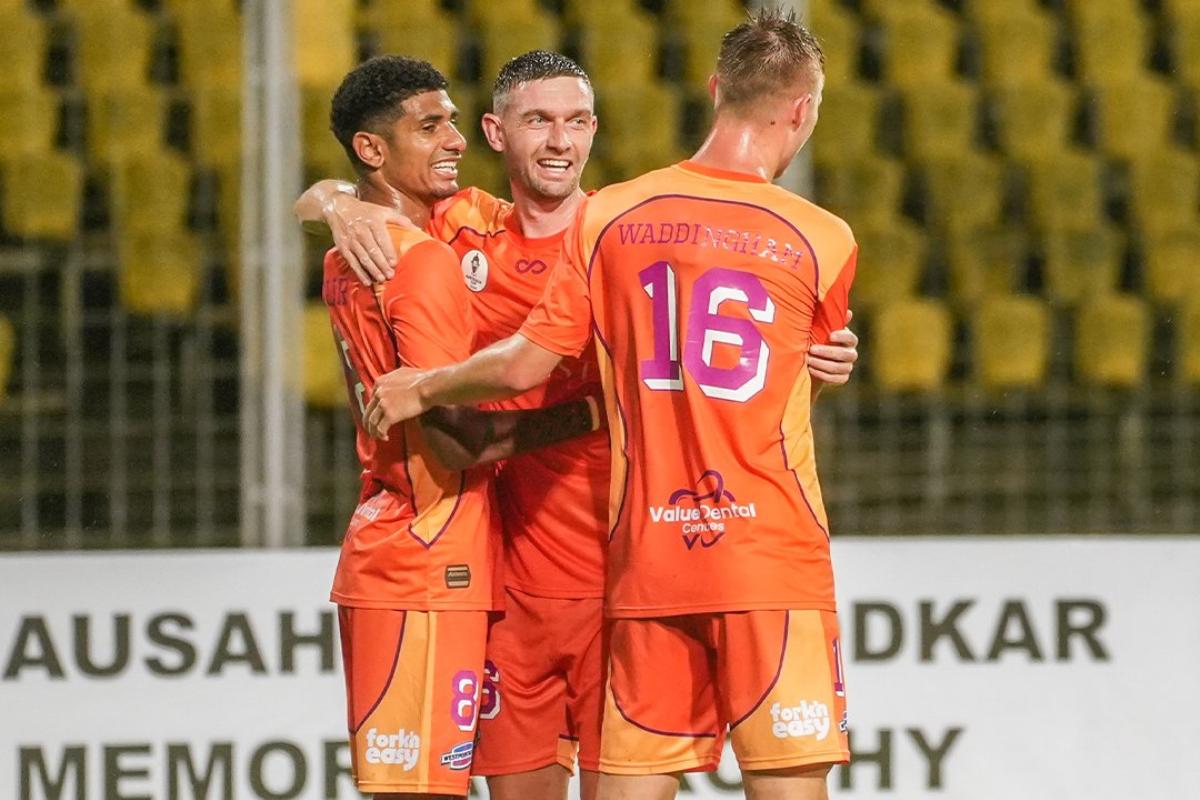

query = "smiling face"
[369,89,467,203]
[483,76,597,201]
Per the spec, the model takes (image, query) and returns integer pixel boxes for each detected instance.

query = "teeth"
[539,160,570,169]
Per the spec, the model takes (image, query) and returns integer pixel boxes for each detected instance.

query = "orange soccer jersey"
[324,225,497,611]
[520,161,857,617]
[428,189,609,599]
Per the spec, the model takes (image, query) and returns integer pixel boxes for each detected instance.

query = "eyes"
[421,117,460,134]
[526,115,592,129]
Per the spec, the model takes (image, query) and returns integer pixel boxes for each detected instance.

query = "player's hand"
[364,367,429,440]
[325,194,415,285]
[807,309,858,386]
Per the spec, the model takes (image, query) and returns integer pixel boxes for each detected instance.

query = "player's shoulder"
[770,188,856,252]
[390,224,455,263]
[432,186,512,237]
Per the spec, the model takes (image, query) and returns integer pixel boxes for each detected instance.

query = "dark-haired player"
[320,55,601,800]
[361,10,856,800]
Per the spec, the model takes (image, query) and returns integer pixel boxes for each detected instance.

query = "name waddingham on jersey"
[616,222,811,270]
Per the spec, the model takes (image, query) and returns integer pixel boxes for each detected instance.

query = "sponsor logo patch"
[462,249,488,292]
[363,727,421,770]
[440,741,474,771]
[445,565,471,589]
[648,469,757,550]
[769,701,831,741]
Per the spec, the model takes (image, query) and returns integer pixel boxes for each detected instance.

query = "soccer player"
[320,56,602,800]
[359,11,854,800]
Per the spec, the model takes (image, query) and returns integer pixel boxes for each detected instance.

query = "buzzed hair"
[492,50,592,114]
[716,7,824,110]
[330,55,449,172]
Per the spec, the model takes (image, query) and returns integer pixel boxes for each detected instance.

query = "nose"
[546,120,570,152]
[444,125,467,153]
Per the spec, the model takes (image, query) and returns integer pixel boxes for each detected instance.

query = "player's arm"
[808,246,859,402]
[419,395,603,471]
[294,179,411,283]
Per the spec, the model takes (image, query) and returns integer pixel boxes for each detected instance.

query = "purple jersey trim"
[349,609,407,733]
[611,686,718,739]
[729,610,791,729]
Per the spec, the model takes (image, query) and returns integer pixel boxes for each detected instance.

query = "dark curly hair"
[330,55,449,172]
[492,50,591,114]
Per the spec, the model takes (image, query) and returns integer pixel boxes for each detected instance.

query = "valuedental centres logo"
[648,469,757,550]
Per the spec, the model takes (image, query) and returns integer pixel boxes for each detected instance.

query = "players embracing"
[304,10,859,800]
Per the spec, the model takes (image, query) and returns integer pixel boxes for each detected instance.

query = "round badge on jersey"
[461,249,489,292]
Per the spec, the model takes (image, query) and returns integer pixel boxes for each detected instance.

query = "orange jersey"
[519,161,857,617]
[324,225,497,611]
[428,189,608,599]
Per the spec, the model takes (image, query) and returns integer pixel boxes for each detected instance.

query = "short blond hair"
[716,7,824,109]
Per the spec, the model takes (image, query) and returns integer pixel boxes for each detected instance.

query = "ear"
[791,93,813,131]
[480,113,505,153]
[707,74,720,103]
[352,131,385,170]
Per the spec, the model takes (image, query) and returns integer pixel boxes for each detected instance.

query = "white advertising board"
[1,538,1197,799]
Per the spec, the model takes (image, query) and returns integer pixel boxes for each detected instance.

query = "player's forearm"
[420,397,601,470]
[414,334,562,411]
[294,179,357,227]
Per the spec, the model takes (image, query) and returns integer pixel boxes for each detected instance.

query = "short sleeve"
[810,246,857,346]
[518,204,594,358]
[427,187,510,242]
[377,237,475,368]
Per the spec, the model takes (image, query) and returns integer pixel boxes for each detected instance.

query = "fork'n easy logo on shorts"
[462,249,488,292]
[445,565,471,589]
[364,728,421,770]
[647,469,757,550]
[440,741,474,771]
[769,701,831,741]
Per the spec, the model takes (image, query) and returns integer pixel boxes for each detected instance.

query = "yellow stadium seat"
[304,303,347,410]
[301,84,355,182]
[0,314,14,403]
[1025,151,1104,231]
[810,82,880,166]
[920,152,1006,233]
[879,8,961,89]
[110,151,192,236]
[479,14,562,86]
[902,81,979,160]
[563,0,638,29]
[468,0,542,27]
[850,222,927,311]
[1075,293,1149,387]
[991,80,1077,161]
[676,5,743,85]
[1042,226,1123,307]
[1127,149,1200,236]
[1,152,82,240]
[815,155,905,229]
[1091,78,1177,161]
[294,0,355,90]
[811,0,861,85]
[1144,228,1200,307]
[946,227,1026,309]
[0,87,58,162]
[961,0,1047,22]
[87,88,166,166]
[119,230,201,317]
[975,9,1057,87]
[1064,0,1144,29]
[190,84,241,169]
[0,9,46,90]
[601,81,683,171]
[1170,14,1200,88]
[1074,12,1151,86]
[972,294,1050,390]
[872,298,953,391]
[72,3,153,94]
[176,1,241,89]
[372,7,456,76]
[457,149,508,199]
[578,12,658,87]
[1179,299,1200,383]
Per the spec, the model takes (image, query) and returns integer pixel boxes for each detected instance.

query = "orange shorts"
[337,606,488,795]
[600,609,849,775]
[473,587,605,775]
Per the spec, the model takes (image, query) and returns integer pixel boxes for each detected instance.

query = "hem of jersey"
[504,580,606,600]
[473,751,575,777]
[597,755,721,775]
[329,593,496,611]
[518,321,586,359]
[604,599,838,618]
[735,750,851,772]
[355,780,470,793]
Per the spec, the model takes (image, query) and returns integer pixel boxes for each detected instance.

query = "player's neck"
[357,176,433,230]
[690,118,784,182]
[508,183,585,239]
